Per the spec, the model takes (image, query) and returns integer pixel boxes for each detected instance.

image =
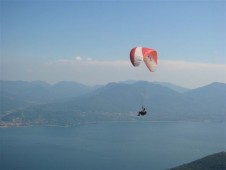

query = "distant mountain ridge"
[0,80,225,126]
[0,80,99,104]
[119,80,190,93]
[153,82,189,93]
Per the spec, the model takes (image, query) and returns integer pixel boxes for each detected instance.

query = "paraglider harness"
[138,106,147,116]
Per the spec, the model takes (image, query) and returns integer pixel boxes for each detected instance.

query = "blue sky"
[1,0,226,88]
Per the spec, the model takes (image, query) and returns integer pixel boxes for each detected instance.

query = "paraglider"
[138,106,147,116]
[129,47,158,116]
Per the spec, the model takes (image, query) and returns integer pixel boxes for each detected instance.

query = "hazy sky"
[1,0,226,88]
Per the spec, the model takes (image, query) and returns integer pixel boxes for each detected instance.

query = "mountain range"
[0,80,225,126]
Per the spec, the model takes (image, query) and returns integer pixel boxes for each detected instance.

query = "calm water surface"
[0,121,226,170]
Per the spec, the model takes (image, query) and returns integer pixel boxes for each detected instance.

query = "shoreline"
[0,120,225,128]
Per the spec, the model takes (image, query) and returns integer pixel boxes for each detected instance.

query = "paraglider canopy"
[130,47,158,72]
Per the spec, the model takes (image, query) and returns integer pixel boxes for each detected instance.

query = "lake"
[0,121,226,170]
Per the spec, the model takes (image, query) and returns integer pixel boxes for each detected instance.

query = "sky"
[1,0,226,88]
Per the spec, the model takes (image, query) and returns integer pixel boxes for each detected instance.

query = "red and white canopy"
[130,47,158,72]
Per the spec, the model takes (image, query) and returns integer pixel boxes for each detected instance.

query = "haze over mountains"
[0,80,226,126]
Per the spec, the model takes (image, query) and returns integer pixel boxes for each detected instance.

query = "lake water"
[0,121,226,170]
